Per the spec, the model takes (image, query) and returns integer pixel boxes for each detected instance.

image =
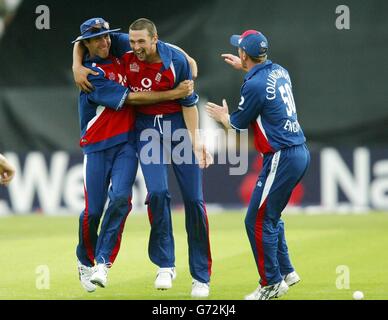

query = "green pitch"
[0,211,388,300]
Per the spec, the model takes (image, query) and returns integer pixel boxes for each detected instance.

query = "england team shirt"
[230,60,306,154]
[110,34,199,115]
[78,53,135,154]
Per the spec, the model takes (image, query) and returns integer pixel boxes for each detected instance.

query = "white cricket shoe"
[191,279,210,298]
[77,260,96,293]
[154,267,176,290]
[90,263,109,288]
[283,271,301,287]
[244,280,289,300]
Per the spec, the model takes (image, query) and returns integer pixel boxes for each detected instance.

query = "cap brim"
[230,35,241,47]
[71,28,121,43]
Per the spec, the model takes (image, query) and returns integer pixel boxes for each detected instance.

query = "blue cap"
[72,17,120,43]
[230,30,269,58]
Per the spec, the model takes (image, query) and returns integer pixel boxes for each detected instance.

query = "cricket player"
[128,19,213,298]
[206,30,310,300]
[72,17,193,293]
[75,18,213,298]
[0,153,15,186]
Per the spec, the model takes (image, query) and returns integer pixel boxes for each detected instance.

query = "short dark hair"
[129,18,157,37]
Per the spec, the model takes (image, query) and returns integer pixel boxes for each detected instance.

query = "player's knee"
[111,196,132,214]
[184,197,206,212]
[147,189,170,202]
[111,195,128,206]
[79,210,100,226]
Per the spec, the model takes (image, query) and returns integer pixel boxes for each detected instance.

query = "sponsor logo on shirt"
[141,78,152,89]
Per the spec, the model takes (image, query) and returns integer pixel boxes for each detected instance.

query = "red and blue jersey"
[230,60,306,154]
[110,33,199,115]
[78,52,135,154]
[123,41,198,115]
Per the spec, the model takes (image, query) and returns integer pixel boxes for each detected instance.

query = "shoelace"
[153,114,164,134]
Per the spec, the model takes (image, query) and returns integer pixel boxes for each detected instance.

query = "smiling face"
[83,33,111,59]
[129,29,158,62]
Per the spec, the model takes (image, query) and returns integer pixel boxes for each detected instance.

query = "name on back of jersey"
[265,68,291,100]
[284,119,301,133]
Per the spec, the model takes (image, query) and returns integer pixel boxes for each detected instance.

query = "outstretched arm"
[221,54,246,71]
[0,153,15,186]
[205,99,232,129]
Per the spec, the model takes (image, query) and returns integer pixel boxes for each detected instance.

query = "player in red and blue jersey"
[72,18,193,293]
[104,18,212,298]
[207,30,310,300]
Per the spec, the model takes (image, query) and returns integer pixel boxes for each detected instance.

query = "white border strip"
[259,150,281,208]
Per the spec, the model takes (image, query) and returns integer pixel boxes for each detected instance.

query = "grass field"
[1,211,388,300]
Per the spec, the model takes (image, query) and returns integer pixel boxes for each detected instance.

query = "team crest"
[108,72,116,81]
[155,73,162,82]
[130,63,140,72]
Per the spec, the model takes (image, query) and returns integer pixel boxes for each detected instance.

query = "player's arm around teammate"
[72,40,194,102]
[73,38,198,93]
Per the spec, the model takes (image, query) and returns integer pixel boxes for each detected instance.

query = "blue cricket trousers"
[245,143,310,286]
[76,141,138,266]
[136,112,212,284]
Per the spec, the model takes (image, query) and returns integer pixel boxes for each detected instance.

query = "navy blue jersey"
[230,60,306,154]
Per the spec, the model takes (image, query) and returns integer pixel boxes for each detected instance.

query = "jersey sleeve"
[171,48,199,107]
[179,93,199,107]
[109,32,131,57]
[229,81,264,131]
[86,69,129,110]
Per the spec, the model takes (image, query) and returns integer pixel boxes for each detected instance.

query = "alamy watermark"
[335,265,350,289]
[35,5,50,30]
[35,265,50,290]
[335,5,350,30]
[139,122,249,176]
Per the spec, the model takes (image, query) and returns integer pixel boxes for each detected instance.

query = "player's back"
[249,61,306,153]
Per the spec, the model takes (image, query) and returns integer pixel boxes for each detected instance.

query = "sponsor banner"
[1,147,387,215]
